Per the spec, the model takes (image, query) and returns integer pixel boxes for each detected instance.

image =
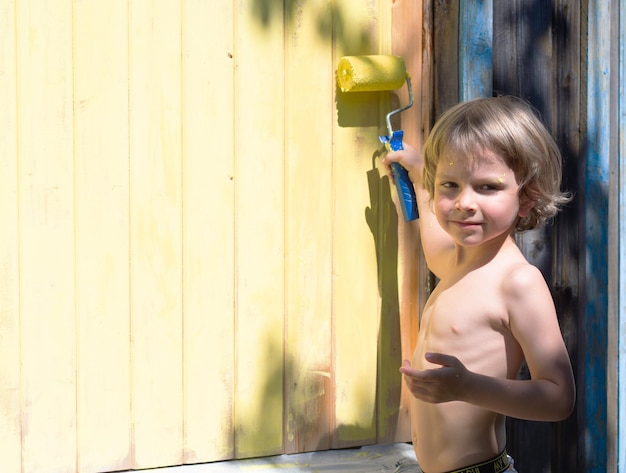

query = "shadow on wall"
[250,0,373,52]
[234,332,285,459]
[365,151,403,442]
[236,332,380,456]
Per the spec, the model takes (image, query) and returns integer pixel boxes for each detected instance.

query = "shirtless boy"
[383,96,576,473]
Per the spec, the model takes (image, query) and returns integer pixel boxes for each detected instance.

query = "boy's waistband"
[444,450,510,473]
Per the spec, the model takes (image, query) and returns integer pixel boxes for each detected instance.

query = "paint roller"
[336,55,418,221]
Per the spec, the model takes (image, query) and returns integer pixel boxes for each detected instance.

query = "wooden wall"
[0,1,424,472]
[430,1,584,471]
[428,1,626,472]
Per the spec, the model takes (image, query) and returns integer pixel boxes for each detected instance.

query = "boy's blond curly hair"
[422,95,571,231]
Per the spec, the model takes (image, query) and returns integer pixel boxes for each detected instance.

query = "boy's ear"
[518,188,536,217]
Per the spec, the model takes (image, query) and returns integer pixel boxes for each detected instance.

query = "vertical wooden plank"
[493,0,553,116]
[492,4,556,471]
[618,3,626,467]
[233,0,285,459]
[422,0,435,132]
[607,0,621,471]
[283,0,333,454]
[390,0,424,445]
[129,1,183,468]
[459,0,492,100]
[0,1,21,471]
[432,0,459,117]
[373,0,400,446]
[181,0,235,463]
[74,1,131,471]
[420,0,436,351]
[551,1,582,471]
[583,1,612,471]
[331,0,380,450]
[494,1,555,282]
[16,1,77,472]
[618,6,626,471]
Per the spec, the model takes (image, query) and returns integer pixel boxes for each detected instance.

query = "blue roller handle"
[380,130,419,221]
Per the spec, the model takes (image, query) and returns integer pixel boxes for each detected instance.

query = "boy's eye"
[440,181,457,188]
[478,183,502,192]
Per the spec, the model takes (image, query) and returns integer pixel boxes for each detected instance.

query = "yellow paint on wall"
[0,1,20,471]
[16,1,78,471]
[234,0,286,459]
[129,0,184,469]
[331,0,384,448]
[182,0,236,464]
[74,1,132,471]
[0,1,419,471]
[284,0,334,455]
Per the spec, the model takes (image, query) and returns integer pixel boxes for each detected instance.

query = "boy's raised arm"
[383,143,455,279]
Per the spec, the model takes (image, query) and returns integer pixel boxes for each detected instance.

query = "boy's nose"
[455,189,477,211]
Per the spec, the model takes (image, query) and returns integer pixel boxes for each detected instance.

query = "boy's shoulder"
[499,260,548,302]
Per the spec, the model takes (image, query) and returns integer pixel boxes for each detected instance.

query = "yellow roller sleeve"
[336,55,407,92]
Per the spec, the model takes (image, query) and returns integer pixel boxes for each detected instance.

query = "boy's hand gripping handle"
[380,130,419,221]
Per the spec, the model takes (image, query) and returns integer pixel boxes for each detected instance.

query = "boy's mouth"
[452,220,482,229]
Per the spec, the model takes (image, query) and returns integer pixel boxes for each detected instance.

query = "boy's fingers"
[399,359,412,374]
[383,152,401,164]
[425,352,455,367]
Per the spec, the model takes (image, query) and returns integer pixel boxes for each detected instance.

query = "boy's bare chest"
[426,271,503,320]
[417,272,509,362]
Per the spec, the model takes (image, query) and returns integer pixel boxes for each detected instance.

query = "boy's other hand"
[399,354,469,404]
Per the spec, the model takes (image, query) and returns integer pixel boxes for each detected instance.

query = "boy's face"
[433,146,533,247]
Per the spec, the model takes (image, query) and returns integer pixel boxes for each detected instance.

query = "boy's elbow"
[539,376,576,421]
[554,384,576,421]
[551,401,574,422]
[551,363,576,421]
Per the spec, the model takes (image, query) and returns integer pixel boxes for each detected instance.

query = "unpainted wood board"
[16,2,77,472]
[421,0,435,135]
[331,0,382,449]
[74,1,132,471]
[415,0,435,423]
[233,0,285,459]
[0,1,21,471]
[181,0,236,463]
[493,0,552,114]
[432,0,459,117]
[129,1,184,468]
[490,3,557,471]
[283,0,333,454]
[550,1,582,471]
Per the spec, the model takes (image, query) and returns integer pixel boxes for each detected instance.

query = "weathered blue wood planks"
[458,0,492,100]
[585,1,611,471]
[618,2,626,470]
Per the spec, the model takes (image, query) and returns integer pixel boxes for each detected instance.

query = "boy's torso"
[411,245,527,473]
